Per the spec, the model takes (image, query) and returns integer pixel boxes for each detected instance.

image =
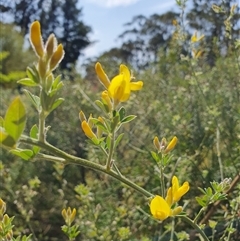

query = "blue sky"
[80,0,177,59]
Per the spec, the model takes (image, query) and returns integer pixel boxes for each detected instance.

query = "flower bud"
[95,62,110,88]
[81,120,97,139]
[30,21,44,58]
[46,34,57,60]
[70,208,76,224]
[101,90,112,112]
[0,198,6,215]
[79,111,87,122]
[164,136,178,154]
[153,136,161,152]
[172,206,183,216]
[50,44,64,71]
[38,58,47,80]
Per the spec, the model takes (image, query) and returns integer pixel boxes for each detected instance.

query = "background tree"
[0,0,92,70]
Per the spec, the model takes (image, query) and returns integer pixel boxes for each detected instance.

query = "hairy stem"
[20,135,153,198]
[178,215,210,241]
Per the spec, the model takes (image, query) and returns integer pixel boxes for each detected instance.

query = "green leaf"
[30,124,38,139]
[18,78,38,86]
[10,149,33,160]
[26,66,40,83]
[195,197,207,207]
[111,115,120,131]
[30,125,40,154]
[121,115,136,124]
[0,116,4,127]
[198,187,206,195]
[4,96,26,142]
[95,100,108,113]
[24,89,40,111]
[114,133,124,149]
[0,130,16,147]
[50,98,64,112]
[106,135,111,150]
[119,107,126,121]
[52,75,62,89]
[150,151,160,163]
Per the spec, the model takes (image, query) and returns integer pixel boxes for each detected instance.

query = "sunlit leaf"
[10,148,33,160]
[4,96,26,142]
[24,89,40,111]
[0,129,16,147]
[18,78,38,86]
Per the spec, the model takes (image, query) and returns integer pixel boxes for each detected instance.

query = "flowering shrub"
[0,1,240,241]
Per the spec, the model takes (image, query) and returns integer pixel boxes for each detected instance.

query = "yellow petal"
[150,195,171,221]
[130,81,143,90]
[108,74,130,102]
[165,187,173,206]
[30,21,44,57]
[119,64,130,81]
[95,62,110,88]
[174,182,190,202]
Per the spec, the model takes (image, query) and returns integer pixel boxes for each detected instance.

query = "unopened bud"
[172,206,183,216]
[95,62,110,88]
[30,21,44,58]
[164,136,178,154]
[69,208,76,224]
[38,58,47,80]
[79,111,87,122]
[101,90,112,112]
[81,120,97,139]
[61,208,67,220]
[153,136,161,152]
[50,44,64,71]
[46,34,57,60]
[0,198,6,215]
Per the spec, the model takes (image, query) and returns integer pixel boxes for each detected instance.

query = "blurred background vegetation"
[0,0,240,240]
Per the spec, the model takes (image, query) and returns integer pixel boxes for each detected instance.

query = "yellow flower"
[108,64,143,103]
[171,176,190,204]
[150,176,189,221]
[150,195,171,221]
[191,31,204,43]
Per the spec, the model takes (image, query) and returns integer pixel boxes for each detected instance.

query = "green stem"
[177,215,210,241]
[193,207,206,224]
[170,218,175,241]
[159,154,165,197]
[20,135,153,198]
[38,109,46,142]
[106,131,115,171]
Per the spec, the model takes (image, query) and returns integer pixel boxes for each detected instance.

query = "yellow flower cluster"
[95,62,143,107]
[150,176,189,221]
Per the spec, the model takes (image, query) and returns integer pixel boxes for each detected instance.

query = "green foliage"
[0,1,240,241]
[0,0,92,70]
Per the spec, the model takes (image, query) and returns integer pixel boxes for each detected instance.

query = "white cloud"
[150,0,176,12]
[86,0,140,8]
